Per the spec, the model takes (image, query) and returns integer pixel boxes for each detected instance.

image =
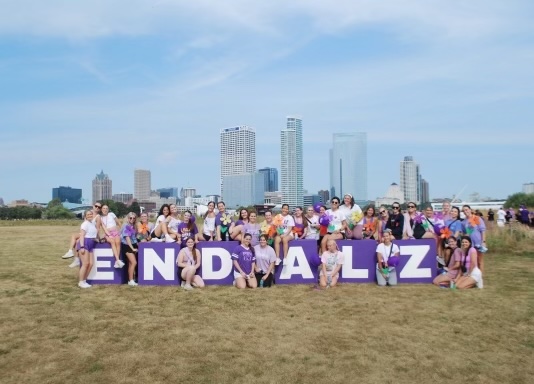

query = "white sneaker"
[478,278,484,289]
[150,237,163,242]
[62,249,74,259]
[128,280,138,286]
[69,257,80,268]
[84,281,92,287]
[114,261,122,268]
[275,258,282,266]
[282,258,288,266]
[181,281,185,288]
[183,283,193,291]
[78,281,91,289]
[165,234,174,243]
[119,260,125,268]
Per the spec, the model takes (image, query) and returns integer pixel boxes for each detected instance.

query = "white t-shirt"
[497,209,506,222]
[203,216,216,235]
[326,209,346,233]
[168,216,181,233]
[254,244,276,272]
[304,215,319,239]
[101,212,118,229]
[339,204,364,225]
[320,250,344,274]
[376,243,400,264]
[81,220,98,239]
[280,214,295,236]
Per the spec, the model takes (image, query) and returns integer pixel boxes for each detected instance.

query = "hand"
[241,272,247,279]
[262,275,268,281]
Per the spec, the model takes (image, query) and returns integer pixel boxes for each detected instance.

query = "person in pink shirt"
[433,236,462,288]
[455,236,483,289]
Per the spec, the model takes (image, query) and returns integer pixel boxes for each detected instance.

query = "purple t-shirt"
[243,223,261,246]
[231,245,256,275]
[461,217,486,247]
[215,212,233,228]
[445,219,463,235]
[178,222,198,246]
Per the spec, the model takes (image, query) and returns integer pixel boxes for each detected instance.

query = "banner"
[87,239,436,285]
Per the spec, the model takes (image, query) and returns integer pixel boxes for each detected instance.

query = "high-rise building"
[318,189,330,204]
[92,170,112,203]
[222,173,265,209]
[523,183,534,194]
[400,156,420,204]
[112,193,133,204]
[281,116,303,208]
[134,169,151,200]
[180,188,197,199]
[329,132,367,200]
[52,186,82,204]
[420,178,430,204]
[220,126,256,199]
[157,187,179,199]
[303,194,321,207]
[258,167,279,192]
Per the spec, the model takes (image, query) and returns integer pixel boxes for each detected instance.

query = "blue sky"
[1,0,533,204]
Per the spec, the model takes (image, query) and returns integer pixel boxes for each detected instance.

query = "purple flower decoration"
[433,223,444,234]
[190,215,196,223]
[313,203,322,214]
[433,211,443,221]
[388,255,400,267]
[319,214,332,227]
[123,224,136,238]
[413,212,425,224]
[309,254,322,269]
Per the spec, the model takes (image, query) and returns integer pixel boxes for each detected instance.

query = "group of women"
[64,195,486,290]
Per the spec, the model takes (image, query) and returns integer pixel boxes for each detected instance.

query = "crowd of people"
[62,195,505,291]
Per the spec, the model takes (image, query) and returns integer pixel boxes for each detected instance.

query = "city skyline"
[1,1,532,203]
[281,116,304,208]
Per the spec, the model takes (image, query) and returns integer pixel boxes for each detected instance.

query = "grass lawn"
[0,223,533,384]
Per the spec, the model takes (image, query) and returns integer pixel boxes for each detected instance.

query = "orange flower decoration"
[292,226,303,236]
[440,227,452,239]
[273,214,284,226]
[468,216,481,227]
[138,223,149,235]
[363,221,376,233]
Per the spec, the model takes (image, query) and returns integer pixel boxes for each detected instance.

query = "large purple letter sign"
[91,239,436,285]
[86,243,127,285]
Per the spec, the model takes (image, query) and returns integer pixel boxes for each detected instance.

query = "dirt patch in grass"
[0,225,533,384]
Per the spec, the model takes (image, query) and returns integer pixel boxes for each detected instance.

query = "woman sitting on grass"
[232,233,257,289]
[77,210,98,289]
[319,239,344,288]
[376,229,400,287]
[454,236,483,289]
[433,236,462,288]
[176,237,205,290]
[121,212,139,287]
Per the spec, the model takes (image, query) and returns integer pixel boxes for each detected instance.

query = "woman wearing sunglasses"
[121,213,139,286]
[320,197,347,253]
[385,202,404,240]
[377,207,389,242]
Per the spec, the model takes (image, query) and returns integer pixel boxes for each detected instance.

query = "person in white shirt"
[77,210,98,288]
[274,204,296,265]
[303,206,320,240]
[320,197,347,253]
[99,204,124,269]
[376,229,400,286]
[338,194,363,239]
[497,207,506,227]
[320,239,344,288]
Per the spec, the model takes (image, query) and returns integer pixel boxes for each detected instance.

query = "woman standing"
[99,204,124,268]
[121,213,139,286]
[177,210,199,248]
[339,194,363,239]
[320,239,344,288]
[440,206,463,265]
[198,201,216,241]
[232,233,257,289]
[67,203,101,268]
[254,234,276,287]
[242,211,261,247]
[320,197,347,253]
[176,237,205,290]
[376,229,400,286]
[462,205,487,273]
[454,236,483,289]
[77,210,98,288]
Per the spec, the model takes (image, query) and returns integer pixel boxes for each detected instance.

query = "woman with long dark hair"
[232,233,257,289]
[454,236,483,289]
[176,237,205,290]
[177,210,199,248]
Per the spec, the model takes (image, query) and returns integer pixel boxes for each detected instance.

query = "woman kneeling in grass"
[176,237,205,290]
[320,239,344,288]
[232,233,257,289]
[454,236,483,289]
[433,236,462,288]
[77,210,98,289]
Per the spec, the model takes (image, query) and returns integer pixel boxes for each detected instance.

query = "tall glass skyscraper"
[329,132,367,200]
[220,126,256,199]
[281,116,303,208]
[258,167,279,192]
[134,169,151,201]
[400,156,420,204]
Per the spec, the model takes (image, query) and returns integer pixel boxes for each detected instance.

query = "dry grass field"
[0,222,533,384]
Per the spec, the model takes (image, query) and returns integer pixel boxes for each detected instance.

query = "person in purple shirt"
[241,211,261,246]
[461,205,487,273]
[177,210,198,248]
[230,208,249,242]
[215,201,233,241]
[519,205,530,225]
[231,233,257,289]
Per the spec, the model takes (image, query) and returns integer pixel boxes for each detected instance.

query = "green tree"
[45,205,75,219]
[115,202,129,217]
[47,198,63,208]
[129,201,141,216]
[504,193,534,209]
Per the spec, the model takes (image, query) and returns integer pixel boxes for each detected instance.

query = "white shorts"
[469,267,483,287]
[233,270,252,279]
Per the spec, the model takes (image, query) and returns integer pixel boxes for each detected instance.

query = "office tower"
[92,170,112,203]
[420,178,430,204]
[157,187,179,199]
[303,194,321,207]
[180,188,197,199]
[281,116,303,208]
[112,193,133,204]
[318,189,330,204]
[52,186,82,204]
[222,173,265,209]
[258,167,279,192]
[220,126,256,199]
[523,183,534,194]
[400,156,420,204]
[134,169,151,200]
[329,132,367,200]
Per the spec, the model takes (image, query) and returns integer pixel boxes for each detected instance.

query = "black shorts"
[202,233,212,241]
[255,272,274,287]
[121,243,138,256]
